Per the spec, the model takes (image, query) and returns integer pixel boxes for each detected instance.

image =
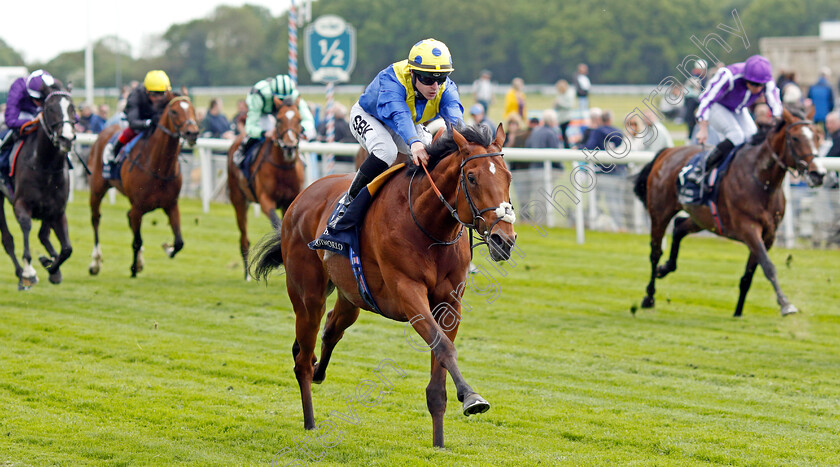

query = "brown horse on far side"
[227,96,305,280]
[88,94,199,277]
[252,124,518,448]
[634,108,825,317]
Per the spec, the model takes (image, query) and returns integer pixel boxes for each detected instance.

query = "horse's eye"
[467,173,477,184]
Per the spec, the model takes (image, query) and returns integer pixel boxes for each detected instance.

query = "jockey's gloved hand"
[143,119,153,129]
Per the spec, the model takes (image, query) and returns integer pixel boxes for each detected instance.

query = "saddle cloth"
[104,131,145,180]
[308,163,406,313]
[676,144,741,206]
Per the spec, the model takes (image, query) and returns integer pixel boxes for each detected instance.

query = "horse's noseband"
[780,120,817,175]
[411,151,514,248]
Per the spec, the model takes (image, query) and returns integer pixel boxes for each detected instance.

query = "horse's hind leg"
[0,200,24,282]
[312,294,360,384]
[285,251,329,430]
[162,203,184,258]
[12,205,38,289]
[656,216,702,279]
[258,194,282,230]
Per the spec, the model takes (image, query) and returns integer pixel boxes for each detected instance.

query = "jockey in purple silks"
[1,69,55,178]
[694,55,782,173]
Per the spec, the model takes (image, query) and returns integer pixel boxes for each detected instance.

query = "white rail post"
[783,174,794,248]
[575,162,585,244]
[200,146,213,213]
[543,160,553,227]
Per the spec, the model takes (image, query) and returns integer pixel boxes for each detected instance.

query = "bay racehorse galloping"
[88,94,199,277]
[252,124,517,448]
[0,80,76,289]
[634,108,825,317]
[227,96,305,280]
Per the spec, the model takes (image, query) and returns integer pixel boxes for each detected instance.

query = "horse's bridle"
[772,120,817,176]
[157,96,197,140]
[410,151,515,248]
[270,111,302,167]
[40,91,76,149]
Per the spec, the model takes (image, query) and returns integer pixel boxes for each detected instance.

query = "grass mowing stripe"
[1,194,839,465]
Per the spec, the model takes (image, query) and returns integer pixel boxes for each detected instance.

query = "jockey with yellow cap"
[103,70,172,165]
[232,74,315,167]
[328,38,465,229]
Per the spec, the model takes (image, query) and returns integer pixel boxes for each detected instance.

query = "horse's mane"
[405,123,494,176]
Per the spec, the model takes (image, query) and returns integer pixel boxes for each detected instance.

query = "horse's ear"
[492,123,505,150]
[782,107,795,125]
[432,127,445,142]
[295,96,301,107]
[806,104,816,121]
[66,81,73,92]
[273,96,283,108]
[452,127,469,152]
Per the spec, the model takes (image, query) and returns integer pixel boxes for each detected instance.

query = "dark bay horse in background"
[634,108,826,317]
[227,96,305,280]
[0,80,76,289]
[88,94,199,277]
[252,124,518,448]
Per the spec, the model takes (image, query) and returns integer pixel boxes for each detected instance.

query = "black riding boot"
[704,139,735,172]
[233,138,259,167]
[327,156,388,229]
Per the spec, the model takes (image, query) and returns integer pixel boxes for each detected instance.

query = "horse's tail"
[250,231,284,280]
[633,148,668,208]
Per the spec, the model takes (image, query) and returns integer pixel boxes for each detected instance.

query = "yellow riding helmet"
[144,70,172,92]
[407,39,454,73]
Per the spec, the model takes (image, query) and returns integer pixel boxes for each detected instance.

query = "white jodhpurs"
[349,102,432,165]
[707,103,757,146]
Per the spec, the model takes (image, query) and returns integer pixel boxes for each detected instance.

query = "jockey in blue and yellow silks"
[328,38,464,229]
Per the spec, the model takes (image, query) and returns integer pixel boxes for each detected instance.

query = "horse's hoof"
[89,264,100,275]
[462,393,490,416]
[641,296,654,309]
[781,304,798,316]
[49,270,63,284]
[655,265,672,279]
[17,281,30,291]
[21,275,38,288]
[162,242,176,258]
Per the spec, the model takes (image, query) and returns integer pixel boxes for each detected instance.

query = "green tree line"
[1,0,838,88]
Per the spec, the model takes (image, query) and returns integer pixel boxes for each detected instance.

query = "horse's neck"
[748,134,788,193]
[29,129,62,169]
[411,155,464,238]
[148,117,181,167]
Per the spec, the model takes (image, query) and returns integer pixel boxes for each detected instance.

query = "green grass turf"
[1,194,839,465]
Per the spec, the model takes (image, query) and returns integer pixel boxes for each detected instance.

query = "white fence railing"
[72,133,840,247]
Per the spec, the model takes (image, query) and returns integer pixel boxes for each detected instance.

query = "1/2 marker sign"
[304,15,356,83]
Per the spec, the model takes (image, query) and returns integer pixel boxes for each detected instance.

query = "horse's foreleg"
[656,216,701,279]
[405,299,489,418]
[162,204,183,258]
[743,229,795,316]
[128,208,144,277]
[642,219,667,309]
[89,186,106,275]
[0,201,23,281]
[313,295,360,384]
[37,221,58,263]
[734,253,759,317]
[426,321,460,449]
[231,191,250,280]
[13,206,37,289]
[43,215,72,284]
[258,194,282,230]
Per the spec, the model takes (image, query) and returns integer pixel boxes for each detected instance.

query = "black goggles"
[414,72,448,86]
[148,91,166,97]
[745,80,764,88]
